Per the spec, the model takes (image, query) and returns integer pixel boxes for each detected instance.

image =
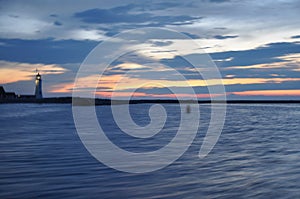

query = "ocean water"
[0,103,300,198]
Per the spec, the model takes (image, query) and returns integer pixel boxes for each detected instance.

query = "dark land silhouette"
[1,96,300,105]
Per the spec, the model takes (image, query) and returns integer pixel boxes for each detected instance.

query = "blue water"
[0,103,300,198]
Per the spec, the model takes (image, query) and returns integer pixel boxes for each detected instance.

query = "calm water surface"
[0,103,300,198]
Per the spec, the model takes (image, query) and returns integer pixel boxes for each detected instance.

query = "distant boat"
[186,105,191,113]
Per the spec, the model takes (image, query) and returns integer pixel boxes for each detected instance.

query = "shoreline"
[1,97,300,105]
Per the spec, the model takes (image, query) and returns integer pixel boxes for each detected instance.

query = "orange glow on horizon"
[96,91,226,99]
[232,90,300,96]
[49,73,300,98]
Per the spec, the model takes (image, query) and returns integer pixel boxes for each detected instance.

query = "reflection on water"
[0,104,300,198]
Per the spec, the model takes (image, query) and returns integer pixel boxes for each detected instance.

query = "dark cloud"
[210,41,300,67]
[214,27,227,30]
[181,32,201,39]
[160,56,194,69]
[75,8,145,24]
[74,4,201,26]
[150,41,173,47]
[213,35,238,40]
[8,15,19,18]
[291,35,300,39]
[0,38,97,64]
[221,67,300,79]
[49,14,58,18]
[53,21,62,26]
[209,0,231,3]
[104,30,119,37]
[130,2,184,11]
[224,81,300,92]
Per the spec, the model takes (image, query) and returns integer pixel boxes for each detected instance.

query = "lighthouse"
[35,71,43,99]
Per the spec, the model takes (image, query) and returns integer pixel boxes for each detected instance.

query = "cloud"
[49,14,58,18]
[181,32,201,39]
[150,40,173,47]
[231,90,300,97]
[225,80,300,92]
[291,35,300,39]
[53,21,62,26]
[0,14,51,39]
[209,0,231,3]
[213,35,238,40]
[160,56,194,69]
[0,38,97,64]
[210,41,300,67]
[0,60,67,84]
[127,2,185,11]
[74,4,201,26]
[220,53,300,79]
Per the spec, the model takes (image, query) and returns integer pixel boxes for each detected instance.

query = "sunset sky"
[1,0,300,99]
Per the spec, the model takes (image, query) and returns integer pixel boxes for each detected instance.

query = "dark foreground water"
[0,103,300,198]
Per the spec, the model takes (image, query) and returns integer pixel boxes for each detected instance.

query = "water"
[0,103,300,198]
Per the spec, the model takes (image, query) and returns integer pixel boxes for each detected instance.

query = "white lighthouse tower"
[35,70,43,99]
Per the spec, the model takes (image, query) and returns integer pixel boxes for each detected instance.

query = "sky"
[0,0,300,100]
